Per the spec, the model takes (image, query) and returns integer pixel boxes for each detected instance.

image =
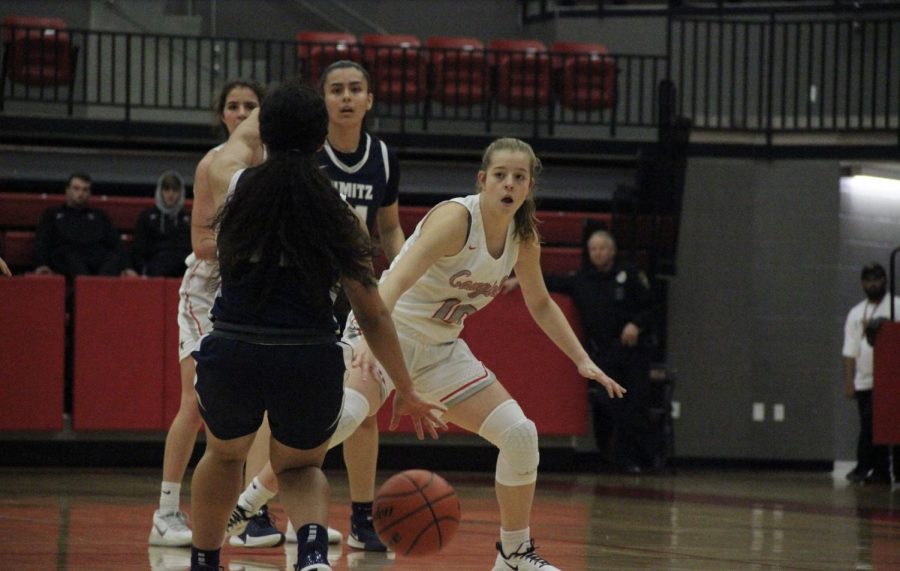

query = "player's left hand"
[579,360,626,399]
[351,338,380,384]
[390,389,448,440]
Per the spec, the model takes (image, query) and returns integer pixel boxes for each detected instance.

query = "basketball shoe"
[294,543,331,571]
[229,505,285,548]
[348,510,388,552]
[226,504,253,536]
[493,539,560,571]
[148,510,192,547]
[285,520,343,545]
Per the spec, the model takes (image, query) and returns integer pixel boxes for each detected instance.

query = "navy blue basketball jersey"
[318,133,400,233]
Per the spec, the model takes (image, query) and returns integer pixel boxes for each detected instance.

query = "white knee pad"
[328,388,369,449]
[478,399,539,486]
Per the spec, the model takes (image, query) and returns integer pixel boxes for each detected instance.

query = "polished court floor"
[0,466,898,570]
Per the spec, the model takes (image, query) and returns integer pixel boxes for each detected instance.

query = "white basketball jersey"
[384,194,519,344]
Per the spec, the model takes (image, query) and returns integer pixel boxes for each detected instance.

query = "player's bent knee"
[478,399,540,486]
[327,388,369,449]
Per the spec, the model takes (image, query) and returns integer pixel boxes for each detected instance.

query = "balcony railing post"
[125,33,131,122]
[765,11,775,149]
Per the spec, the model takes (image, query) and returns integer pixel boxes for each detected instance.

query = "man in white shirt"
[842,262,899,484]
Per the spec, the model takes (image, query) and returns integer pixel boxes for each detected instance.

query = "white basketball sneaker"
[493,539,560,571]
[148,510,192,547]
[286,520,343,544]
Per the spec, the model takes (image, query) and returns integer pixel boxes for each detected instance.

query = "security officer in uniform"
[546,230,658,474]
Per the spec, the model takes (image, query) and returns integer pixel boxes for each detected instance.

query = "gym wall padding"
[873,322,900,445]
[0,275,66,430]
[73,276,167,430]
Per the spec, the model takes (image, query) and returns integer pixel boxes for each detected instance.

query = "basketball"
[372,469,461,557]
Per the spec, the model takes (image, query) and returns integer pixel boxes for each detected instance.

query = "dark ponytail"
[216,79,375,309]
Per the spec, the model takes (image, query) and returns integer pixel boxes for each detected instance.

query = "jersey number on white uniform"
[433,299,477,325]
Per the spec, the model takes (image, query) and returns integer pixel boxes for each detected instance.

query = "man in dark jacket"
[34,173,135,279]
[546,230,659,474]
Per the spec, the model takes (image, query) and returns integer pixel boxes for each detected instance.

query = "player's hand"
[578,359,626,399]
[0,256,11,277]
[350,338,380,385]
[844,384,856,400]
[390,389,448,440]
[620,322,640,346]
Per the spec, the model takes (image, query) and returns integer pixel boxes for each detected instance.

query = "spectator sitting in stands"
[133,170,192,277]
[33,173,136,279]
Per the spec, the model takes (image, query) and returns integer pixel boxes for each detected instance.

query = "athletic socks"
[238,476,277,513]
[351,501,374,523]
[190,546,219,569]
[159,481,181,515]
[500,526,531,556]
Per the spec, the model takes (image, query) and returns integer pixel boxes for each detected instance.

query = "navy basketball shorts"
[193,335,347,450]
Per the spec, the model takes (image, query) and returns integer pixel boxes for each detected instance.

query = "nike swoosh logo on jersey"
[468,245,476,250]
[162,490,171,494]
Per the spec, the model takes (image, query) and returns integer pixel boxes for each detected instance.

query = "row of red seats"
[2,15,615,113]
[0,192,612,273]
[0,275,588,436]
[298,31,616,110]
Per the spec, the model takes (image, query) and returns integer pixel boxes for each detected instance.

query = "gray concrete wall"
[668,158,844,461]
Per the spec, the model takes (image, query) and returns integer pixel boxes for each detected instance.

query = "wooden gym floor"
[0,466,898,570]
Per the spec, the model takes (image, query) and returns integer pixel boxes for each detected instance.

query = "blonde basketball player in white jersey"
[334,137,626,570]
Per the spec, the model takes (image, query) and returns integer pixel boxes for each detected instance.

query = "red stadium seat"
[537,211,611,246]
[0,192,65,229]
[296,31,361,86]
[1,15,78,114]
[540,246,583,275]
[551,41,616,110]
[488,39,551,108]
[362,34,426,104]
[425,36,486,106]
[1,230,35,267]
[92,195,157,232]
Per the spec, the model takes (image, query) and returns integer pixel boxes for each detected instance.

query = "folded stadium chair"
[425,36,486,107]
[1,15,78,115]
[487,39,551,108]
[361,34,426,104]
[551,41,616,110]
[296,31,360,86]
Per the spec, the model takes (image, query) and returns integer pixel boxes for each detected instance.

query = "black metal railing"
[669,14,900,140]
[0,25,660,138]
[2,13,899,144]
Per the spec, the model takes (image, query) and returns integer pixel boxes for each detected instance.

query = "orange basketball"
[372,469,461,557]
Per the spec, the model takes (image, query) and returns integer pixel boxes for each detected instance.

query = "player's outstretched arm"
[343,276,447,439]
[515,238,626,399]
